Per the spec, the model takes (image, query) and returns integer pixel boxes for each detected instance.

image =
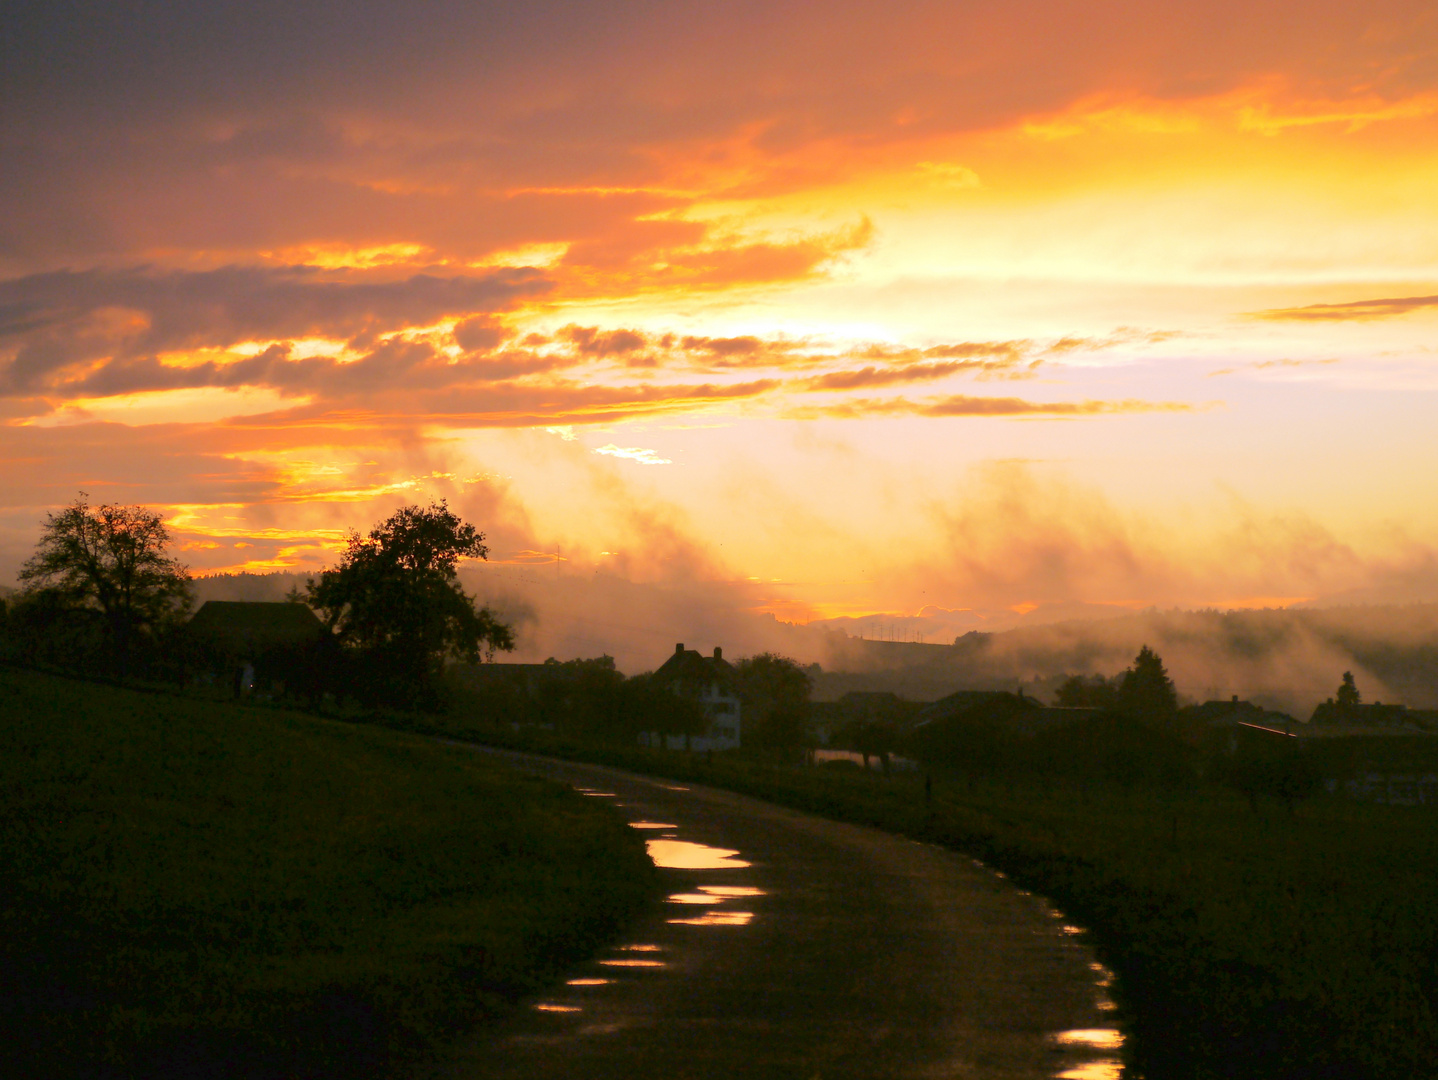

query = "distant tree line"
[1,495,514,710]
[1,496,818,747]
[446,649,816,760]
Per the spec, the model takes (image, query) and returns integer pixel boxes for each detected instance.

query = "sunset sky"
[5,1,1438,653]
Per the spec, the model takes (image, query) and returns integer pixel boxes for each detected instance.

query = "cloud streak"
[1250,295,1438,321]
[796,394,1201,419]
[0,264,553,392]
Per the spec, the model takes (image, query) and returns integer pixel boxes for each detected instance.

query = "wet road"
[442,751,1122,1080]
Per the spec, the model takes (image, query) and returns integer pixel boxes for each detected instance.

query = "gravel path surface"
[444,751,1123,1080]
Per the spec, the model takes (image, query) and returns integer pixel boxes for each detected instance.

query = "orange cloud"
[1250,294,1438,321]
[796,394,1201,419]
[804,359,1031,392]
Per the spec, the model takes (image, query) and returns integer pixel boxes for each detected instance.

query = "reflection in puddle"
[566,978,612,986]
[1058,1062,1123,1080]
[580,791,617,797]
[668,909,754,926]
[619,943,662,952]
[1054,1029,1124,1080]
[668,892,724,904]
[1060,924,1086,936]
[699,885,764,897]
[628,821,679,829]
[598,958,665,967]
[1055,1029,1124,1049]
[646,838,751,869]
[533,1003,581,1013]
[579,1022,624,1036]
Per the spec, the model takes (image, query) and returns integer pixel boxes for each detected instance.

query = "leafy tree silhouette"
[19,494,192,676]
[301,501,512,706]
[736,652,812,757]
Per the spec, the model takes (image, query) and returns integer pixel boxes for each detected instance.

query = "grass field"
[420,720,1438,1080]
[0,667,657,1079]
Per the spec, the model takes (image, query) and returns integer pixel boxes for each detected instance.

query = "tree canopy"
[1335,671,1361,708]
[1117,644,1179,719]
[735,652,812,754]
[301,501,513,703]
[1054,673,1121,709]
[19,495,192,673]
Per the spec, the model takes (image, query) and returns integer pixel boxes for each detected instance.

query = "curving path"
[442,750,1123,1080]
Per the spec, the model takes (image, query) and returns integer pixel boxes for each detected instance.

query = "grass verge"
[394,716,1438,1080]
[0,667,657,1079]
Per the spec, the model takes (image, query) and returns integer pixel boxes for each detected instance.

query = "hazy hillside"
[810,605,1438,716]
[182,569,1438,716]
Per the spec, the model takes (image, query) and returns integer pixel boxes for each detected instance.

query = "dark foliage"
[735,652,812,756]
[846,719,900,771]
[1054,672,1120,709]
[301,502,512,707]
[1117,644,1178,719]
[621,671,709,746]
[1336,670,1362,708]
[16,495,192,676]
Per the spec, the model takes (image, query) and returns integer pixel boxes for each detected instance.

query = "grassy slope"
[426,722,1438,1080]
[0,668,656,1079]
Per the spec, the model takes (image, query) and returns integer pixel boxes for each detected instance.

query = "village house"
[647,643,743,750]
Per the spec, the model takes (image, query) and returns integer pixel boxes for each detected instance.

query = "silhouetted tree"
[1117,645,1178,719]
[18,494,192,675]
[735,652,812,756]
[621,672,708,748]
[301,501,512,706]
[539,655,627,737]
[1335,671,1361,709]
[851,720,896,772]
[1055,673,1120,709]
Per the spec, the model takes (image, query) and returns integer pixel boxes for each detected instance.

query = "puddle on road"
[628,821,678,829]
[598,958,665,968]
[665,883,765,924]
[533,1003,581,1013]
[669,911,754,926]
[666,884,767,906]
[1058,1063,1122,1080]
[646,838,750,869]
[1055,1030,1123,1050]
[1053,1028,1125,1080]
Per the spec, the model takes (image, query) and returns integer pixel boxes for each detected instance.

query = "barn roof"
[187,601,327,653]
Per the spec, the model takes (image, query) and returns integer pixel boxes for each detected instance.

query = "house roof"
[653,643,736,691]
[187,601,327,652]
[910,689,1020,730]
